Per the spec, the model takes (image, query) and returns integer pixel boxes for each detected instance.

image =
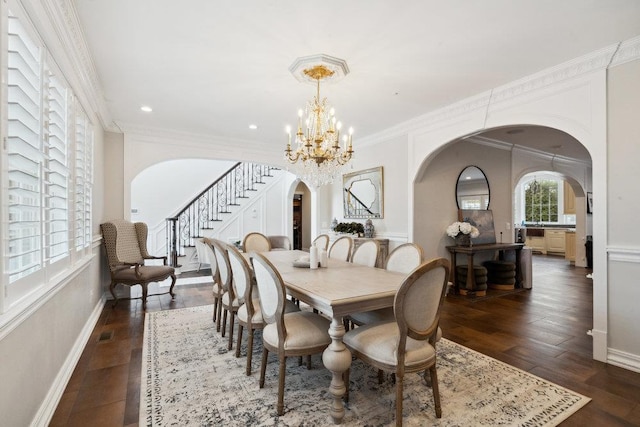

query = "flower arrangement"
[446,221,480,239]
[334,222,364,235]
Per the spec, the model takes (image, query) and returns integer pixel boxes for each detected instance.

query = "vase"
[455,234,471,246]
[364,219,374,238]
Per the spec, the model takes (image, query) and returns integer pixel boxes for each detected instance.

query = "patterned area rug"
[141,305,590,426]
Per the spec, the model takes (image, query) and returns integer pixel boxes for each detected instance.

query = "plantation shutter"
[6,10,43,284]
[74,106,93,251]
[43,60,70,264]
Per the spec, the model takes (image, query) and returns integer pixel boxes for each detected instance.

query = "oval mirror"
[456,166,490,209]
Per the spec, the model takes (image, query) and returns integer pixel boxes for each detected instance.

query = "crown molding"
[466,135,592,167]
[27,0,115,131]
[121,124,287,166]
[360,38,640,148]
[610,35,640,68]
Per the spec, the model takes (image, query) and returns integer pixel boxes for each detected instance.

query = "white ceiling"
[73,1,640,160]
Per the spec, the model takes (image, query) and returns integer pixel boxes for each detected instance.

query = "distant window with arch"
[524,179,558,223]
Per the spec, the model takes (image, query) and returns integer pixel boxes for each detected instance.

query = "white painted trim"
[610,35,640,68]
[0,254,96,340]
[32,294,106,427]
[608,247,640,263]
[608,347,640,374]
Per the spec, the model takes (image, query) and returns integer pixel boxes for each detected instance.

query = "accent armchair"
[100,220,176,309]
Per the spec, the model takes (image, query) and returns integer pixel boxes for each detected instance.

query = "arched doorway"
[411,121,601,359]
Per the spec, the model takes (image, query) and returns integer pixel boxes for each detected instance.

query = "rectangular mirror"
[343,166,384,218]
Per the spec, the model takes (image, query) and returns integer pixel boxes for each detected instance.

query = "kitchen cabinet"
[564,181,576,214]
[525,228,568,255]
[565,231,576,262]
[546,230,566,254]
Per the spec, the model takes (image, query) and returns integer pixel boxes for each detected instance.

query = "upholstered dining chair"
[312,234,330,251]
[267,235,291,251]
[349,243,424,327]
[343,257,450,425]
[242,232,271,253]
[351,239,380,267]
[202,238,222,325]
[194,238,210,272]
[328,235,353,262]
[228,245,300,375]
[100,220,176,309]
[250,253,331,416]
[210,239,237,338]
[226,244,261,369]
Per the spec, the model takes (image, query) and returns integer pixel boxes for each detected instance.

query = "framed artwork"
[587,192,593,214]
[458,209,497,244]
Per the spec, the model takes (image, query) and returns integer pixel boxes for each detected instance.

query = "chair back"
[250,254,287,333]
[268,235,291,250]
[329,236,353,261]
[243,232,271,253]
[385,243,424,274]
[101,220,147,270]
[312,234,329,251]
[195,238,210,266]
[211,239,233,295]
[201,237,220,282]
[351,240,380,267]
[394,258,450,352]
[226,244,254,304]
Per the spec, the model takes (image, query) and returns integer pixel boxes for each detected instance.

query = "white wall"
[321,134,410,250]
[413,140,512,261]
[131,159,237,228]
[606,58,640,366]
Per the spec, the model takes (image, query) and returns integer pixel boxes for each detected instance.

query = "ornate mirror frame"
[343,166,384,219]
[455,165,490,210]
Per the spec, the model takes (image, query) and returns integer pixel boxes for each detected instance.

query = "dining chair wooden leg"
[212,298,218,322]
[430,366,442,418]
[306,355,311,369]
[216,301,223,332]
[227,311,236,350]
[246,329,254,376]
[221,309,228,337]
[344,368,350,403]
[395,373,404,427]
[259,348,268,388]
[235,325,244,357]
[277,356,287,416]
[378,369,384,384]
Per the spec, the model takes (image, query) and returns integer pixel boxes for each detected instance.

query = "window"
[2,4,93,311]
[524,179,558,223]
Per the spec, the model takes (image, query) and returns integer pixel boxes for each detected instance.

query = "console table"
[446,243,524,295]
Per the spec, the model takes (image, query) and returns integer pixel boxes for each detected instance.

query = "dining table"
[250,249,406,425]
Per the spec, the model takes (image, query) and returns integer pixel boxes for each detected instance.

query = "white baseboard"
[31,294,107,427]
[608,348,640,374]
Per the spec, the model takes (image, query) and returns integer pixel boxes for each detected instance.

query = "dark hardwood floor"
[50,255,640,426]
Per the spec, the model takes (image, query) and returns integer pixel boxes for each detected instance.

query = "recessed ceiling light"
[248,124,258,130]
[140,105,153,112]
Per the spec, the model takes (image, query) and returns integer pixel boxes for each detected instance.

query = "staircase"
[166,162,278,267]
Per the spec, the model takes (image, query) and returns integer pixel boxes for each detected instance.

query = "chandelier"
[285,62,354,187]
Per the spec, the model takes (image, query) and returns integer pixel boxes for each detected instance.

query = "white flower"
[446,221,480,239]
